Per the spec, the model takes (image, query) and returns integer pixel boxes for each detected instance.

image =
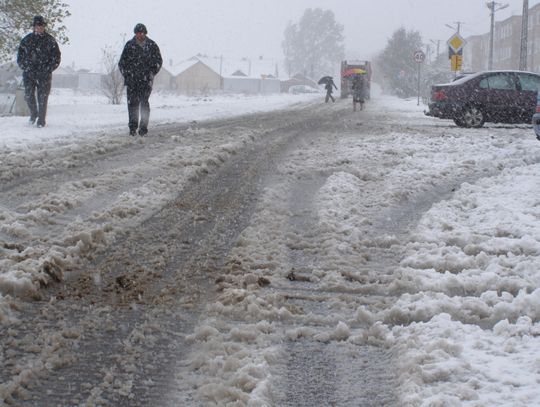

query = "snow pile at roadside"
[386,163,540,405]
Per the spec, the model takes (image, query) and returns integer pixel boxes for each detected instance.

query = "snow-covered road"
[1,89,540,406]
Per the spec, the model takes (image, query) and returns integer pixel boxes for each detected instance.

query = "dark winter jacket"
[325,80,337,93]
[352,76,366,99]
[118,37,162,88]
[17,32,61,75]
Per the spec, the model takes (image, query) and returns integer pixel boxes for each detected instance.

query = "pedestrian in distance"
[17,15,61,128]
[325,77,337,103]
[352,75,366,112]
[118,23,163,137]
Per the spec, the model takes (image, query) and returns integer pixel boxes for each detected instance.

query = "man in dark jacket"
[325,78,337,103]
[17,15,61,127]
[118,23,162,136]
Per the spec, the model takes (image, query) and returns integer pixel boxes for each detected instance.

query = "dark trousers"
[127,85,152,132]
[325,91,335,103]
[23,71,52,125]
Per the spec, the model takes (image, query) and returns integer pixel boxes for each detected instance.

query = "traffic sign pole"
[413,50,425,106]
[417,62,421,106]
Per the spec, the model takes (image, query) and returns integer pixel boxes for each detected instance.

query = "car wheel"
[453,117,466,127]
[460,106,485,128]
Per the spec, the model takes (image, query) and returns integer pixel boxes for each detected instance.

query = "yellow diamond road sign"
[448,34,465,53]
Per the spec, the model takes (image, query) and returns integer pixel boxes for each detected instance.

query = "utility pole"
[430,39,441,59]
[519,0,529,71]
[445,22,465,34]
[487,1,509,70]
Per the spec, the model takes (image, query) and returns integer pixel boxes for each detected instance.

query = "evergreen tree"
[0,0,70,62]
[375,27,424,98]
[282,8,345,79]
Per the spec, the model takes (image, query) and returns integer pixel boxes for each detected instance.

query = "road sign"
[451,54,463,71]
[447,33,466,53]
[448,46,463,59]
[413,50,426,64]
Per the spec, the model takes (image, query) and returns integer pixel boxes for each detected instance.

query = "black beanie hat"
[134,23,147,34]
[33,15,46,26]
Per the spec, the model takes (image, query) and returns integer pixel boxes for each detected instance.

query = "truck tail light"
[433,90,447,101]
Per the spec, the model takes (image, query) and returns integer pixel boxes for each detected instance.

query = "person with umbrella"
[352,74,366,111]
[318,76,337,103]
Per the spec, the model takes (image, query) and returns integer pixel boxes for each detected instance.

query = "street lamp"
[487,1,509,70]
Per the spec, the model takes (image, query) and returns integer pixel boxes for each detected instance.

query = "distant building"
[280,73,318,93]
[527,3,540,71]
[52,66,79,88]
[168,55,281,95]
[170,59,222,94]
[52,67,105,90]
[78,71,104,90]
[494,15,521,70]
[463,34,489,72]
[464,3,540,73]
[153,66,174,91]
[37,55,290,95]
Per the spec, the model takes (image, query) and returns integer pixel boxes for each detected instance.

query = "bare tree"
[282,8,345,79]
[101,46,123,105]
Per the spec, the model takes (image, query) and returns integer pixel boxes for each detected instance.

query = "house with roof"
[52,66,79,88]
[153,66,174,91]
[168,55,281,95]
[168,58,222,94]
[280,73,318,93]
[197,55,280,94]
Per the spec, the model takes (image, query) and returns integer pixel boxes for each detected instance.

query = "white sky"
[61,0,540,72]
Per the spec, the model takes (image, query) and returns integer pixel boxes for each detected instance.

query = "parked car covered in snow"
[533,91,540,141]
[425,70,540,128]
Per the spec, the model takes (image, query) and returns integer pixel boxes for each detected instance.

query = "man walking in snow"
[118,23,162,136]
[17,15,61,128]
[324,77,337,103]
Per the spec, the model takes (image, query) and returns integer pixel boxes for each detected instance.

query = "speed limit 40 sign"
[413,50,425,63]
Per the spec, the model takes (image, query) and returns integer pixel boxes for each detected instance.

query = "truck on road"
[341,60,372,99]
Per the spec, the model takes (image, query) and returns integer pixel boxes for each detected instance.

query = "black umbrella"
[318,76,333,85]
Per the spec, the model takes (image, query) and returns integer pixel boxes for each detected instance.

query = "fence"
[0,89,29,117]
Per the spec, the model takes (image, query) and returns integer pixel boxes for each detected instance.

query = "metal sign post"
[413,50,425,106]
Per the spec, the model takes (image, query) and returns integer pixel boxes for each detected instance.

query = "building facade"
[464,3,540,73]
